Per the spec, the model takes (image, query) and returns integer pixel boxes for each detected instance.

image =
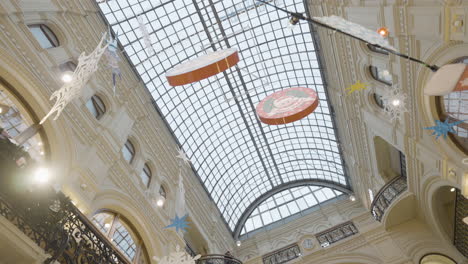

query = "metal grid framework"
[97,0,349,235]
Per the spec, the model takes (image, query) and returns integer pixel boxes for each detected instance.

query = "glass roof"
[97,0,350,237]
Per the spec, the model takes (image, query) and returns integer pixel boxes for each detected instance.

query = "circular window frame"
[433,56,468,156]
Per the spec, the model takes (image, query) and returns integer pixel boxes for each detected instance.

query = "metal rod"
[258,0,439,72]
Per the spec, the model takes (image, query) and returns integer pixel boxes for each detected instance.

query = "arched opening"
[85,94,106,120]
[92,210,150,263]
[27,24,60,49]
[420,253,457,264]
[373,136,406,184]
[432,186,457,243]
[0,78,47,160]
[122,139,136,164]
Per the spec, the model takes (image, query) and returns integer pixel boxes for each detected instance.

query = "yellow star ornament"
[346,81,369,95]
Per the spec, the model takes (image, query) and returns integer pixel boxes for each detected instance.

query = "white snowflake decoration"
[176,148,191,167]
[153,245,200,264]
[381,85,408,122]
[313,15,396,51]
[137,15,155,55]
[40,33,109,124]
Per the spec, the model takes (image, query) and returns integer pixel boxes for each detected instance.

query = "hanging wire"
[257,0,439,72]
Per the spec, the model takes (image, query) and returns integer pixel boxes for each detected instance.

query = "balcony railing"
[454,190,468,258]
[0,189,131,264]
[196,254,242,264]
[370,176,408,222]
[0,135,132,263]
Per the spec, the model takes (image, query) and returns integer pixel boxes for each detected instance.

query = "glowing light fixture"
[34,167,50,184]
[156,195,165,207]
[61,71,74,83]
[104,223,111,229]
[450,187,456,192]
[377,27,389,38]
[391,99,401,106]
[236,240,241,247]
[349,195,356,202]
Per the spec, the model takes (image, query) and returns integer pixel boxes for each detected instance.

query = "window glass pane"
[122,140,135,163]
[92,212,114,235]
[112,219,137,261]
[28,25,59,49]
[370,65,392,85]
[141,164,151,187]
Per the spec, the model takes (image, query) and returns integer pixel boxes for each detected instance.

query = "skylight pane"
[97,0,349,237]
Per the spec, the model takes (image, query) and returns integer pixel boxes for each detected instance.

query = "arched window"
[369,65,392,85]
[122,139,135,163]
[373,93,385,109]
[86,95,106,120]
[156,185,167,207]
[0,81,45,159]
[420,253,457,264]
[367,43,389,55]
[140,163,151,188]
[92,211,149,263]
[28,24,59,49]
[437,57,468,154]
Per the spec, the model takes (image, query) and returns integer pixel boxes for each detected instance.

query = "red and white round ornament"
[256,87,319,125]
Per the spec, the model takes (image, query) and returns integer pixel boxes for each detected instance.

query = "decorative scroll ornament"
[256,87,319,125]
[153,245,200,264]
[166,48,239,86]
[105,29,121,95]
[345,81,368,95]
[381,86,408,122]
[312,16,396,51]
[40,34,108,124]
[424,119,466,139]
[137,15,155,55]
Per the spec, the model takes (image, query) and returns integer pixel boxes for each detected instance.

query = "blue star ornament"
[424,119,465,139]
[165,213,189,233]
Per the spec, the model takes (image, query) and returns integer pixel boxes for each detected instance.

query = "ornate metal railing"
[370,176,408,222]
[315,221,358,247]
[454,190,468,258]
[196,254,242,264]
[262,244,301,264]
[0,180,130,263]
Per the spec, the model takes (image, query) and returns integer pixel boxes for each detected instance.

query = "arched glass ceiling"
[97,0,350,236]
[241,186,343,236]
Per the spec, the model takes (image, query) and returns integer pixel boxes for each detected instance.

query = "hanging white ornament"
[175,170,186,217]
[381,85,408,122]
[40,33,109,124]
[312,15,396,51]
[137,15,155,55]
[153,245,200,264]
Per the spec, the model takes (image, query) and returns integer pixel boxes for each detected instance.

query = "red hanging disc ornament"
[256,87,319,125]
[166,48,239,86]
